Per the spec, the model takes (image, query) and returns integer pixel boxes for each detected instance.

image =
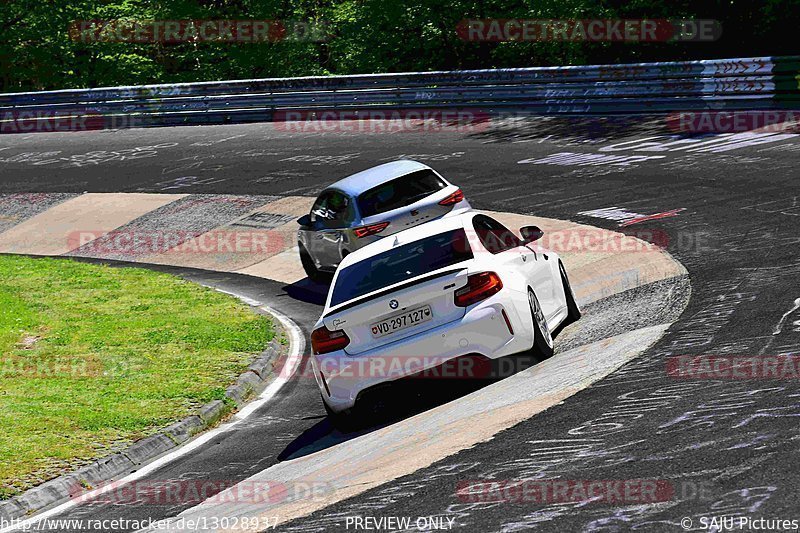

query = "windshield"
[357,169,447,218]
[329,228,472,307]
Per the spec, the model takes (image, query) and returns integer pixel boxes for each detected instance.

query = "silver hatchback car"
[297,160,471,281]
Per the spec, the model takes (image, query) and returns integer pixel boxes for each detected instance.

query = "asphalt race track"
[1,116,799,531]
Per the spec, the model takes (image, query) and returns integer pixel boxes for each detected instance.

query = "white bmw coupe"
[309,211,581,426]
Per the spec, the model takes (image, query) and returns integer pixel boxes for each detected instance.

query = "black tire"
[559,261,582,323]
[322,395,358,432]
[528,288,554,359]
[299,243,325,283]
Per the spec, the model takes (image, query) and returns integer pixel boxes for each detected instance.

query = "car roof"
[337,210,476,270]
[327,160,433,196]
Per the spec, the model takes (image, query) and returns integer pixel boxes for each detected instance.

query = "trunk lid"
[362,186,459,237]
[323,268,469,355]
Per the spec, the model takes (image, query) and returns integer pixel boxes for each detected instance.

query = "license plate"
[370,305,432,338]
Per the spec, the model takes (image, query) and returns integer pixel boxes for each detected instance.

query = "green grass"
[0,255,274,499]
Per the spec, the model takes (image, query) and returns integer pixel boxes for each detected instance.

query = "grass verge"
[0,255,274,499]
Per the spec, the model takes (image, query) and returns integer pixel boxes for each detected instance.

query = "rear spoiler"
[323,267,466,318]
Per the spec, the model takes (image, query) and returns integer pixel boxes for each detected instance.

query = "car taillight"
[439,189,464,206]
[353,221,390,238]
[454,271,503,307]
[311,326,350,354]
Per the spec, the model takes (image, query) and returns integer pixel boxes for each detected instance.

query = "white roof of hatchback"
[328,160,432,195]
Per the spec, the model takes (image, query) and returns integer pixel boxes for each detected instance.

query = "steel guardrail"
[1,56,798,131]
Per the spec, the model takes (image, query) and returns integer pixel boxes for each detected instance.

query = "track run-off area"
[0,115,798,532]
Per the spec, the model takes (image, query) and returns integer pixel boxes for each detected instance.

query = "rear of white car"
[297,161,471,279]
[310,213,569,415]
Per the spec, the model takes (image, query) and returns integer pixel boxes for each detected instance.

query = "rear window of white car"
[330,228,472,307]
[357,169,447,218]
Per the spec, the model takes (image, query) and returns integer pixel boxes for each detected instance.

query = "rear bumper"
[312,301,526,412]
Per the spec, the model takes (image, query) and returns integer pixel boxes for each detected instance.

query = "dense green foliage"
[1,0,798,91]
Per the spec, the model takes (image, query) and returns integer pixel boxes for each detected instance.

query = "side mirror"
[520,225,544,244]
[297,214,311,227]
